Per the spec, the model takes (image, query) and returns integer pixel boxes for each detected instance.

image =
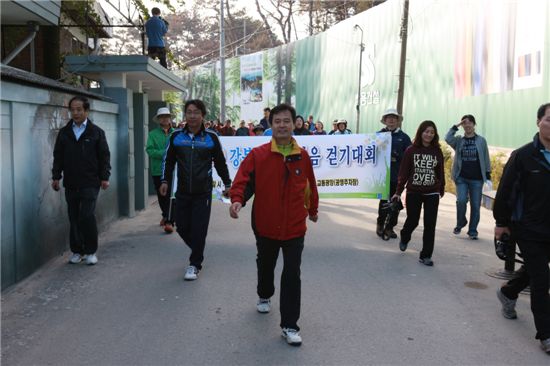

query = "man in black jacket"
[376,108,411,239]
[52,96,111,265]
[493,102,550,355]
[160,99,231,281]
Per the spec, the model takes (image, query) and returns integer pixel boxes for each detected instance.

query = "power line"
[182,25,268,66]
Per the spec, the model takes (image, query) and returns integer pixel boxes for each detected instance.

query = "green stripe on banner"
[318,193,382,199]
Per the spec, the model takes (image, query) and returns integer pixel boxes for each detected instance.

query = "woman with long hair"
[392,120,445,266]
[294,115,311,135]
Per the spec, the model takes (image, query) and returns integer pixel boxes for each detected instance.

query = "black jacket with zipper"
[52,119,111,189]
[493,133,550,241]
[161,124,231,195]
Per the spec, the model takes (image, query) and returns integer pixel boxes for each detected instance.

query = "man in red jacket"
[229,103,319,347]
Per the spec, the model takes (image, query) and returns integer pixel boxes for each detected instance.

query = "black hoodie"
[493,133,550,241]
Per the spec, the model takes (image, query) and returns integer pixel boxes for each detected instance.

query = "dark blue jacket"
[145,16,167,47]
[378,127,412,183]
[161,125,231,195]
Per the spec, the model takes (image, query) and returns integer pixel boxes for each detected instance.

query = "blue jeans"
[455,176,483,236]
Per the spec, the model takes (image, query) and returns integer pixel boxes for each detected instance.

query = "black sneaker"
[419,257,434,266]
[389,230,398,239]
[453,227,461,235]
[399,240,408,252]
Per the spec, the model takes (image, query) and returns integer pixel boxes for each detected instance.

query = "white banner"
[240,52,264,122]
[213,134,391,199]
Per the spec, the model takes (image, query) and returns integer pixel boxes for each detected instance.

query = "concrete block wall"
[0,82,119,289]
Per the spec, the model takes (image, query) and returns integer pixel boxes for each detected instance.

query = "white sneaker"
[184,265,198,281]
[69,253,82,264]
[85,254,98,265]
[282,328,302,346]
[256,298,271,313]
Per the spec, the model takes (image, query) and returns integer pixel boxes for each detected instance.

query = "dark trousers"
[65,187,100,255]
[174,192,212,270]
[377,181,399,227]
[147,47,167,68]
[256,236,304,331]
[400,192,440,259]
[152,176,173,223]
[517,239,550,340]
[501,265,530,300]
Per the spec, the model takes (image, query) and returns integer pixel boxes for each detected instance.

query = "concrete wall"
[0,81,119,289]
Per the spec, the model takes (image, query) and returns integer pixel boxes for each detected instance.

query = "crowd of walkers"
[177,108,353,137]
[51,95,550,353]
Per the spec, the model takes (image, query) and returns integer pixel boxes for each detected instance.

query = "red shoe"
[164,223,174,233]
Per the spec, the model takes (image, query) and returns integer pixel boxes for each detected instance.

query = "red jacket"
[231,138,319,240]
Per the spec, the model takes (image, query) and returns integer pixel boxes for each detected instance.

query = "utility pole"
[220,0,226,123]
[396,0,409,116]
[243,20,246,54]
[309,0,313,36]
[354,24,364,133]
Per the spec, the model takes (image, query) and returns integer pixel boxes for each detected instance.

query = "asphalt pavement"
[2,194,549,365]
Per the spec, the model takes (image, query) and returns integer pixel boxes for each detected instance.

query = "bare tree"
[255,0,295,44]
[297,0,386,36]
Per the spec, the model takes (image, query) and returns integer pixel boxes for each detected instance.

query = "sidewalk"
[2,194,548,365]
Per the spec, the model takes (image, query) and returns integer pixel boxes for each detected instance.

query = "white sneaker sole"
[184,274,198,281]
[282,335,302,346]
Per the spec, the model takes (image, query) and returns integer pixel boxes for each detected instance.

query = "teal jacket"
[146,127,173,176]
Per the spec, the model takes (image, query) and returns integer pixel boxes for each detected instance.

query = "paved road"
[2,195,548,365]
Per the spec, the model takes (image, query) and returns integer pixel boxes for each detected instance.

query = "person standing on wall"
[229,103,319,347]
[493,103,550,355]
[376,108,411,239]
[51,96,111,265]
[160,99,232,281]
[445,114,491,240]
[145,7,168,68]
[393,120,445,266]
[146,107,175,233]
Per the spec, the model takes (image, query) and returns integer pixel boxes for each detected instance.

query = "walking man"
[493,103,550,355]
[376,108,411,239]
[145,7,168,68]
[160,99,231,281]
[229,103,319,346]
[52,96,111,265]
[146,107,174,233]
